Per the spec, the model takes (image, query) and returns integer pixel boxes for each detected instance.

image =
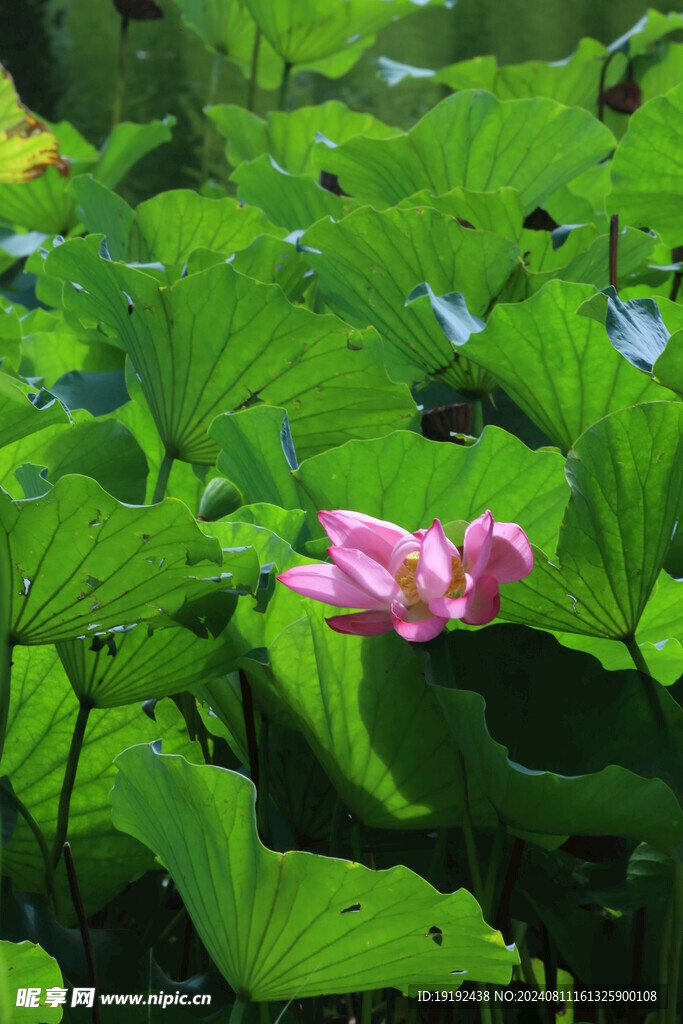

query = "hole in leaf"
[340,904,361,915]
[426,925,443,946]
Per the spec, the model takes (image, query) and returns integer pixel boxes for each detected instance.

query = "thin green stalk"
[112,15,130,129]
[152,452,174,504]
[666,864,683,1024]
[259,1002,270,1023]
[0,638,11,767]
[453,751,491,1024]
[624,634,651,677]
[247,28,262,112]
[453,751,484,901]
[201,50,223,181]
[278,62,292,111]
[52,702,91,868]
[470,398,484,437]
[230,998,247,1023]
[0,778,63,919]
[361,989,372,1024]
[0,524,12,762]
[63,843,102,1024]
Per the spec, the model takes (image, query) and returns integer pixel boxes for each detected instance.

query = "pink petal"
[390,600,448,642]
[462,510,494,580]
[277,565,390,610]
[415,518,456,603]
[326,610,394,636]
[486,523,534,583]
[388,534,421,578]
[328,546,402,604]
[318,510,411,566]
[428,573,475,619]
[461,573,501,625]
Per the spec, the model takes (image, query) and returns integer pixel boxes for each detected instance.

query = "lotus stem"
[470,398,484,436]
[152,451,174,503]
[52,701,91,868]
[0,777,63,920]
[229,997,247,1023]
[64,842,102,1024]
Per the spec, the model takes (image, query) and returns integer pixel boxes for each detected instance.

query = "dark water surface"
[0,0,673,202]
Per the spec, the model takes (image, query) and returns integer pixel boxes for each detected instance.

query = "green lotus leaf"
[17,305,124,389]
[654,330,683,397]
[34,417,149,505]
[47,235,417,465]
[1,474,221,647]
[609,81,683,247]
[169,0,283,89]
[210,407,301,509]
[231,155,347,231]
[317,90,614,214]
[0,941,64,1024]
[398,186,525,241]
[519,225,658,295]
[221,234,310,301]
[607,8,683,58]
[197,674,339,848]
[242,0,454,75]
[110,744,517,1000]
[302,205,520,392]
[381,38,619,113]
[433,625,683,855]
[0,119,172,235]
[1,644,200,915]
[0,66,67,185]
[55,609,233,709]
[500,402,683,639]
[268,605,494,829]
[208,100,397,175]
[0,374,67,450]
[412,280,671,450]
[294,426,568,555]
[94,117,176,191]
[589,288,683,399]
[70,177,280,266]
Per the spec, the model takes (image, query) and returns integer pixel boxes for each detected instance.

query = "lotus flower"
[278,509,533,642]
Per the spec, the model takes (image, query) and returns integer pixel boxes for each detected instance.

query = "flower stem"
[361,990,372,1024]
[52,701,91,868]
[152,451,174,504]
[0,777,63,919]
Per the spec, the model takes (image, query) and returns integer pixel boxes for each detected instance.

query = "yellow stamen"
[395,552,466,604]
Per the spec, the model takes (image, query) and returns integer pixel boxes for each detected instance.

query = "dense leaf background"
[0,3,682,1023]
